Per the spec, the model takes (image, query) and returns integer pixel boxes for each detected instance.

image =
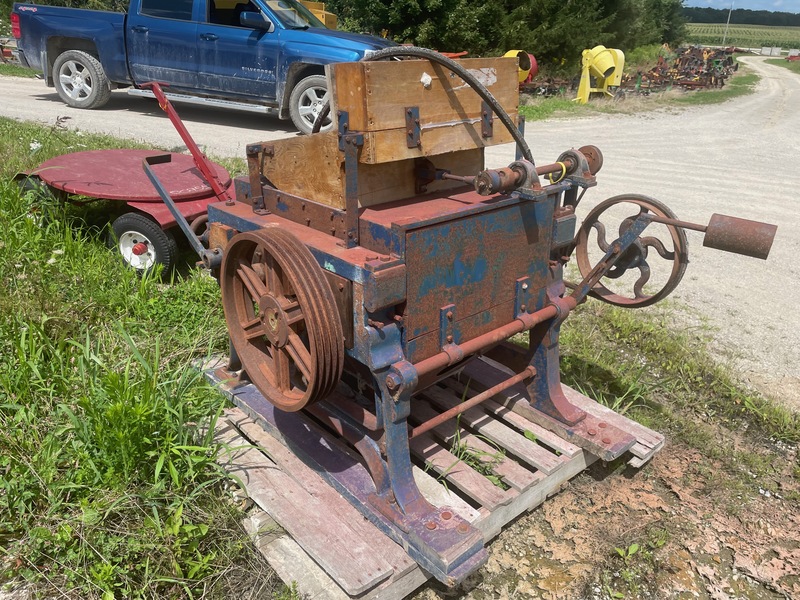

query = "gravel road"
[1,55,797,407]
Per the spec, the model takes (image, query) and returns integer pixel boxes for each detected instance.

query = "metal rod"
[410,366,536,439]
[647,214,708,232]
[142,82,233,203]
[413,301,571,379]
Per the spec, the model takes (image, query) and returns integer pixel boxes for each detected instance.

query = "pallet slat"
[409,432,516,509]
[214,421,395,595]
[206,359,665,600]
[422,385,565,475]
[412,401,543,493]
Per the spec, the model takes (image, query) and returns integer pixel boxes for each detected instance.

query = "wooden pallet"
[208,358,663,600]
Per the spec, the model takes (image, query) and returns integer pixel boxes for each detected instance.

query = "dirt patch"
[412,437,799,600]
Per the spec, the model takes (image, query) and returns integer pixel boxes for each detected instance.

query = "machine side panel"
[404,200,553,362]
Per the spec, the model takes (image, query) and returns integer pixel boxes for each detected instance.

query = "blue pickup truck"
[11,0,394,133]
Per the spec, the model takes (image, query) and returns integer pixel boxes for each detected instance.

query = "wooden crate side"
[260,131,345,208]
[356,147,484,208]
[361,118,515,164]
[333,58,519,132]
[259,136,483,209]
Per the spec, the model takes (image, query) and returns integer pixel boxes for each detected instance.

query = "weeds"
[765,57,800,75]
[0,173,255,597]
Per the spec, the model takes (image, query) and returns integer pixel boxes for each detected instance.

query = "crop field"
[687,23,800,48]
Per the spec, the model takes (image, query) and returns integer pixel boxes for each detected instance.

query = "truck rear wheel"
[289,74,332,135]
[53,50,112,109]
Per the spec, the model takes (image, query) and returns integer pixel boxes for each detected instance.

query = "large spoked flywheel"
[575,194,689,307]
[221,227,344,412]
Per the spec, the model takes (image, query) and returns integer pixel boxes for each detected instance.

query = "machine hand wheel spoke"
[575,194,688,307]
[221,227,344,411]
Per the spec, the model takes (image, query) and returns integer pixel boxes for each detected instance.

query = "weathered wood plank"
[331,58,519,133]
[475,450,596,541]
[260,131,344,207]
[422,386,565,475]
[412,465,482,523]
[408,431,515,510]
[443,376,582,459]
[214,421,393,595]
[412,401,543,492]
[361,118,516,164]
[244,510,432,600]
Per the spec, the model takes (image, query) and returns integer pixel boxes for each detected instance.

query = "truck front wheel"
[289,74,332,135]
[53,50,112,109]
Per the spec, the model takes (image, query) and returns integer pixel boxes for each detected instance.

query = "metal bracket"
[343,132,364,249]
[481,100,493,139]
[405,106,421,148]
[337,110,350,152]
[439,304,457,348]
[515,277,532,317]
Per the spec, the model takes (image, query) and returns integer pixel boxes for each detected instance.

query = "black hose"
[310,46,534,164]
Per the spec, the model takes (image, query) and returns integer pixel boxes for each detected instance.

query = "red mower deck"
[32,149,231,202]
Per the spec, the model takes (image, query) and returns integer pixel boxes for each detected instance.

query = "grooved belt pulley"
[220,227,344,412]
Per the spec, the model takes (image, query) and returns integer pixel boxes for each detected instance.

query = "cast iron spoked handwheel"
[221,227,344,412]
[574,194,689,307]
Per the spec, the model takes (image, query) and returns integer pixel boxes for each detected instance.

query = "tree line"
[325,0,687,69]
[683,6,800,27]
[3,0,687,71]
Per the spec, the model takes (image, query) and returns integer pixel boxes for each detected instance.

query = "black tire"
[289,74,331,135]
[111,212,177,274]
[52,50,112,109]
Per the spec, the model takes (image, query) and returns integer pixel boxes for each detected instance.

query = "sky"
[685,0,800,13]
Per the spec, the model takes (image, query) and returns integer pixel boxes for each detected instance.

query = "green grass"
[559,301,800,447]
[687,23,800,48]
[672,71,758,105]
[0,62,37,77]
[766,57,800,74]
[0,119,277,597]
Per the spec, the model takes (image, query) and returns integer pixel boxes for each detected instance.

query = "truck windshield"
[265,0,325,29]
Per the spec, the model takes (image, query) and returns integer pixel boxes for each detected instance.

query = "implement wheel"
[221,227,344,411]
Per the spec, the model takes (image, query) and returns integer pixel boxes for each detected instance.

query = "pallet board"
[208,358,663,599]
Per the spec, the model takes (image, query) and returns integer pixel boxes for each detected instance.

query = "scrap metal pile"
[622,46,739,94]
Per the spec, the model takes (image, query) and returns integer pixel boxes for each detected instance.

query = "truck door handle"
[200,33,219,41]
[131,25,149,33]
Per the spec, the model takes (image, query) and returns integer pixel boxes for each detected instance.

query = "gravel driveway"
[1,55,797,407]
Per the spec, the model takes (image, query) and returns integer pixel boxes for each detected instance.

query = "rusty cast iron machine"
[173,49,776,585]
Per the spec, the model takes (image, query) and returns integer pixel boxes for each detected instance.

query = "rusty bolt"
[457,524,470,535]
[587,429,597,436]
[446,335,454,344]
[425,521,437,531]
[441,511,452,520]
[385,373,401,391]
[338,283,345,291]
[520,304,526,312]
[305,218,311,226]
[598,422,607,428]
[522,283,529,290]
[446,311,453,321]
[602,438,612,445]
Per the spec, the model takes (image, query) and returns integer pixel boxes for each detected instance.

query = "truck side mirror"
[240,11,274,32]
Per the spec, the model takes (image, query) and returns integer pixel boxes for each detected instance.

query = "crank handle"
[648,213,777,260]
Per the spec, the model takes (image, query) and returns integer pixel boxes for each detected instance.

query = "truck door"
[126,0,199,89]
[196,0,279,101]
